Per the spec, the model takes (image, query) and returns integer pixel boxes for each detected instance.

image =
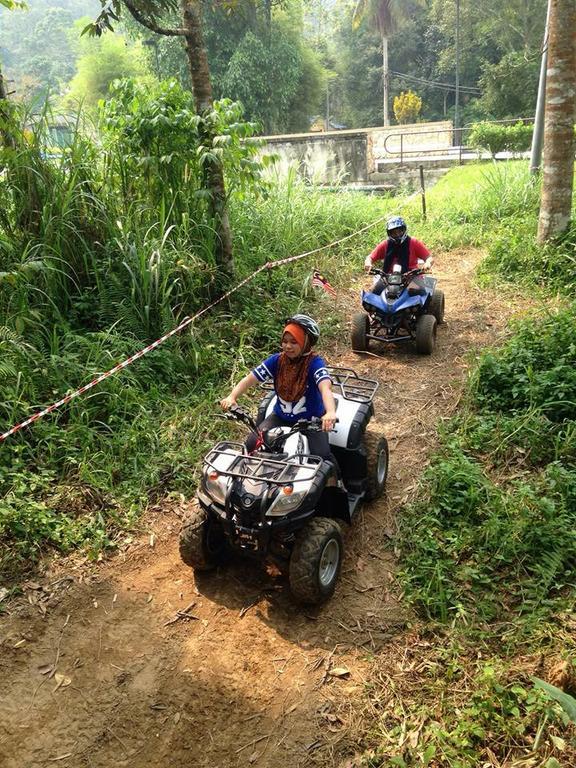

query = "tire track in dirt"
[0,249,523,768]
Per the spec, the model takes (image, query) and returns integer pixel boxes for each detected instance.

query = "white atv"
[179,367,388,604]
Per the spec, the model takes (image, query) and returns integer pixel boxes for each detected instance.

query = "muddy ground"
[0,250,523,768]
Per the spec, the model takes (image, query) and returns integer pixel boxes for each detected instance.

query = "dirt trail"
[0,250,523,768]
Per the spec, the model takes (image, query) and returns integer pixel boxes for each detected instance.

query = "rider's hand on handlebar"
[364,255,373,273]
[220,395,237,411]
[423,256,434,270]
[321,410,338,432]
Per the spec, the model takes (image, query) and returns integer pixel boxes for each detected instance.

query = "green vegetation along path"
[0,247,525,767]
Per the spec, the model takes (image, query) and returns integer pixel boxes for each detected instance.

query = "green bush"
[472,305,576,421]
[467,121,533,157]
[398,305,576,627]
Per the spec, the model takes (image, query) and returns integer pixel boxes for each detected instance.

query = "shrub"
[467,121,533,158]
[393,90,422,124]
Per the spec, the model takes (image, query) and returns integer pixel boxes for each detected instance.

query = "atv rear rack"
[204,442,323,484]
[328,367,379,403]
[260,366,378,404]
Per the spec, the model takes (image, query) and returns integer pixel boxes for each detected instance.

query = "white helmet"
[386,216,408,243]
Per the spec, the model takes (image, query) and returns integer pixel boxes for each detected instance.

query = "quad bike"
[351,264,445,355]
[179,367,388,605]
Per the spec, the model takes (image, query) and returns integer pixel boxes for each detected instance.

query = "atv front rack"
[259,366,378,404]
[204,442,323,485]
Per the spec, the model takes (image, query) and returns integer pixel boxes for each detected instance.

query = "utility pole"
[383,35,389,126]
[530,0,551,175]
[454,0,460,144]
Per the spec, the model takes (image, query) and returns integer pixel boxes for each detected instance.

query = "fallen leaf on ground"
[328,667,350,678]
[53,673,72,691]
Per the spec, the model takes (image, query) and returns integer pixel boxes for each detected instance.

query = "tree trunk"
[537,0,576,243]
[382,34,390,126]
[0,58,16,150]
[180,0,234,276]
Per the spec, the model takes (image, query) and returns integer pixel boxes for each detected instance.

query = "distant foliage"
[393,89,422,124]
[65,29,150,107]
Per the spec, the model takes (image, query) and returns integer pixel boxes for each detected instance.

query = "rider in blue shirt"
[221,315,337,458]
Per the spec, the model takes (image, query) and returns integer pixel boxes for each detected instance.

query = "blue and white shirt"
[252,354,331,423]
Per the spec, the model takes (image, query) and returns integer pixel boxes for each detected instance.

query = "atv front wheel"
[179,501,227,571]
[428,290,445,324]
[415,314,437,355]
[364,427,389,501]
[351,313,369,352]
[289,518,343,604]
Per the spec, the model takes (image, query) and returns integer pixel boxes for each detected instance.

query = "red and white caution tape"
[1,215,388,443]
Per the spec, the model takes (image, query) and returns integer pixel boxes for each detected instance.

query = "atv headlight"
[266,485,306,517]
[203,468,227,505]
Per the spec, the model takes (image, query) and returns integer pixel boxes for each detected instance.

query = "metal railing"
[381,118,535,165]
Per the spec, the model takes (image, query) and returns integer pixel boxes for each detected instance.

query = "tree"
[352,0,423,126]
[478,51,540,119]
[66,27,151,107]
[352,0,397,125]
[86,0,234,276]
[537,0,576,243]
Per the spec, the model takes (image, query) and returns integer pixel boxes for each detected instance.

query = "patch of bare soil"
[0,249,524,768]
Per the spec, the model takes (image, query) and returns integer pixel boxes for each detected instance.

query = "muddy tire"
[364,427,389,501]
[428,290,445,324]
[179,501,227,571]
[351,313,369,352]
[289,518,343,604]
[415,314,437,355]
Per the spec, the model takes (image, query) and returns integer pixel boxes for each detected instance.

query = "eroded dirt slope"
[0,250,523,768]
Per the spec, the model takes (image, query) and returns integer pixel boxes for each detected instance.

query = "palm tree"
[352,0,400,126]
[537,0,576,242]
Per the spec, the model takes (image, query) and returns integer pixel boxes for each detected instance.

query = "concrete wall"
[262,131,369,184]
[259,121,453,184]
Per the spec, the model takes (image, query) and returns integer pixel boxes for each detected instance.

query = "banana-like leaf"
[533,677,576,722]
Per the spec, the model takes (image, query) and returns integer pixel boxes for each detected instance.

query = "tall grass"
[400,159,576,291]
[0,90,389,578]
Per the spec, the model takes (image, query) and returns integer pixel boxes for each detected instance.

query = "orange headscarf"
[283,323,307,348]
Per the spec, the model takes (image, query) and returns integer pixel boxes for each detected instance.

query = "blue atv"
[351,266,445,356]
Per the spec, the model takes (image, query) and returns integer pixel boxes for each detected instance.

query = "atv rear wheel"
[179,501,227,571]
[351,313,369,352]
[364,427,389,501]
[289,518,343,604]
[415,314,437,355]
[428,289,445,324]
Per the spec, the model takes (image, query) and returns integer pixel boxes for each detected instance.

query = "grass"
[0,100,391,578]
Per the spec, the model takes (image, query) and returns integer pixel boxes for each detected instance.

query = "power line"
[391,70,481,95]
[392,70,481,94]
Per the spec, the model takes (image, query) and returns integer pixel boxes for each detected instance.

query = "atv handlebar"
[219,407,338,452]
[368,266,428,283]
[221,405,259,432]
